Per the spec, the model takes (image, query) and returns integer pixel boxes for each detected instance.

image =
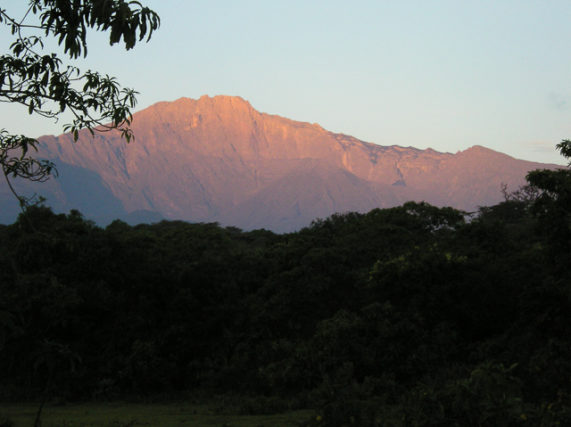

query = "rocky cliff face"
[1,95,558,231]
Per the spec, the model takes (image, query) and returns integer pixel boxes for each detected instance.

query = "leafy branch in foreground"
[0,1,159,207]
[0,130,55,207]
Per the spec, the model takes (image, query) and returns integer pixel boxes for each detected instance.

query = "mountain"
[1,95,560,232]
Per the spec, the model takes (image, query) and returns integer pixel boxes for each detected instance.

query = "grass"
[0,402,314,426]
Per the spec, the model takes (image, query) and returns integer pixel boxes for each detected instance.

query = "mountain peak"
[195,94,253,110]
[143,95,254,116]
[198,94,251,104]
[459,145,516,161]
[464,145,497,153]
[7,95,557,231]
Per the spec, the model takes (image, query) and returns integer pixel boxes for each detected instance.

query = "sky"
[1,0,570,164]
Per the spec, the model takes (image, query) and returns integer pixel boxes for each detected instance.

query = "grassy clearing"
[0,403,314,426]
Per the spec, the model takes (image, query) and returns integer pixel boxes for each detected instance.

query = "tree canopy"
[0,0,159,206]
[0,142,570,424]
[0,188,570,425]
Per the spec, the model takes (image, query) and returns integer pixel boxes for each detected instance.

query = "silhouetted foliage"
[1,144,570,425]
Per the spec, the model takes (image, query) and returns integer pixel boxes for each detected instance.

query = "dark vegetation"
[1,143,570,426]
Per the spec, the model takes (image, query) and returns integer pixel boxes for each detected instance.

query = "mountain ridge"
[1,95,560,231]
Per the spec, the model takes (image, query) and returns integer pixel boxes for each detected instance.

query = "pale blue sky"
[1,0,570,164]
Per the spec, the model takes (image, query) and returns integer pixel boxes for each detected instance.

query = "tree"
[0,0,160,207]
[525,140,571,261]
[556,139,571,164]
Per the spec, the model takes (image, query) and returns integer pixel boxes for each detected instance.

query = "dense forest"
[1,145,570,426]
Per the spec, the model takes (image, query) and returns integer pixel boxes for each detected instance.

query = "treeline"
[1,152,570,425]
